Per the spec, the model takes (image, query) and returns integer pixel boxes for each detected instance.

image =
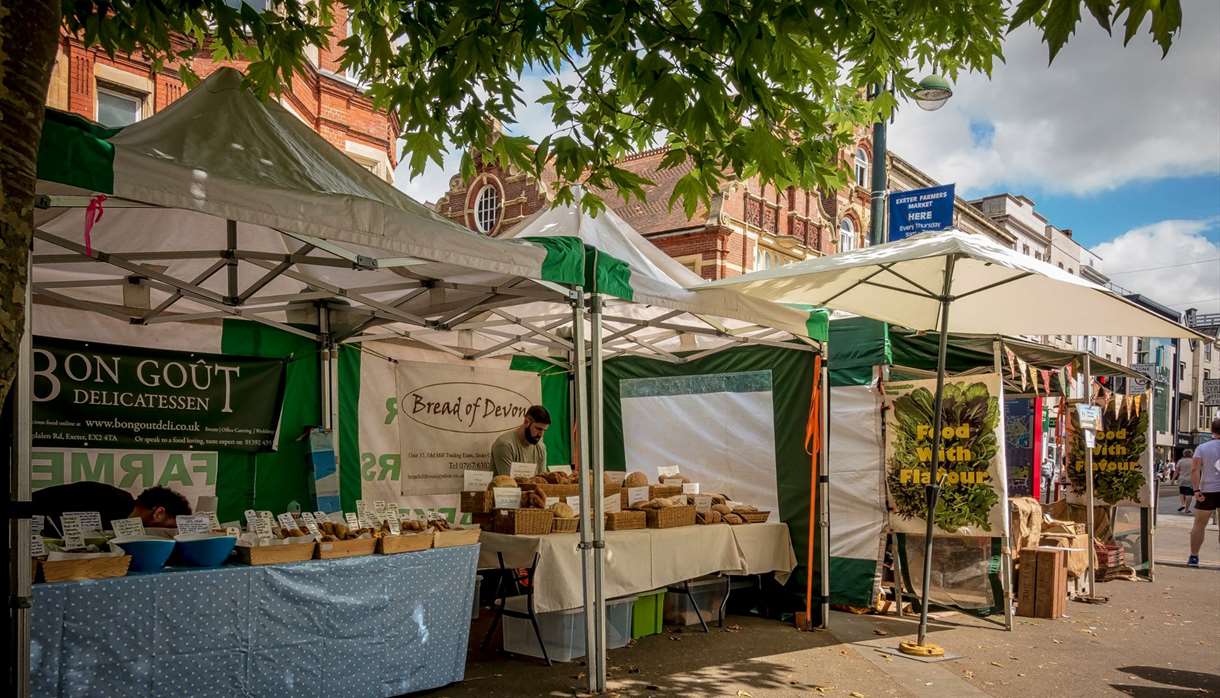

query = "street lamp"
[867,74,955,246]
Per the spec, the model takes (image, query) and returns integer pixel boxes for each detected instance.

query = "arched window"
[474,184,501,234]
[839,218,856,253]
[854,147,869,187]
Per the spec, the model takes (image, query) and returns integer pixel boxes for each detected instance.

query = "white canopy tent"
[702,229,1202,649]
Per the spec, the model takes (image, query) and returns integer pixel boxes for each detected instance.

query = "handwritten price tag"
[65,511,102,533]
[344,512,361,530]
[662,478,684,487]
[493,487,523,509]
[657,465,681,478]
[509,462,537,480]
[61,515,85,550]
[627,487,649,507]
[545,496,560,508]
[603,494,622,514]
[177,515,212,534]
[682,483,701,495]
[546,464,573,473]
[605,471,626,487]
[30,531,46,557]
[693,495,713,514]
[299,512,323,540]
[464,470,493,491]
[112,517,146,539]
[566,496,581,509]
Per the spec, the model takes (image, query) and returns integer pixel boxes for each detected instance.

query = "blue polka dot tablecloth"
[30,544,479,698]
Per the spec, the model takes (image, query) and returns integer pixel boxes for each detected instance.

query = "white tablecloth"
[479,522,795,613]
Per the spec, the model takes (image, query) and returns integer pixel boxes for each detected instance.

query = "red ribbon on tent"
[84,194,107,256]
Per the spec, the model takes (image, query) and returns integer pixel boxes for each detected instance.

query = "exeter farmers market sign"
[32,338,286,452]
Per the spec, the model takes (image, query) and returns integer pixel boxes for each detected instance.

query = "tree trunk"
[0,0,61,407]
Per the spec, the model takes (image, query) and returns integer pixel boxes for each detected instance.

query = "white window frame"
[854,148,869,188]
[473,184,502,234]
[839,218,857,253]
[95,84,144,127]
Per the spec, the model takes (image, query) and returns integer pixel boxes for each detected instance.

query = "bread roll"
[549,502,576,519]
[490,474,516,489]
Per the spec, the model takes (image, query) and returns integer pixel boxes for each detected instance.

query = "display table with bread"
[30,545,479,698]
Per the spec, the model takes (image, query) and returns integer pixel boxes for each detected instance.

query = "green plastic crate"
[632,590,666,639]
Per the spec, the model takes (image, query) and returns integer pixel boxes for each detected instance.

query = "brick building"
[45,6,397,181]
[434,138,876,280]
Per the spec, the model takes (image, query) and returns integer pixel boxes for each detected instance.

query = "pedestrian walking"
[1187,419,1220,567]
[1176,450,1195,513]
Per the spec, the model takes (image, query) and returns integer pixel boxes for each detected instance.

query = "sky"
[394,1,1220,315]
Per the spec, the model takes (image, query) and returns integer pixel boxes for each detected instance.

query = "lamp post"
[867,75,955,246]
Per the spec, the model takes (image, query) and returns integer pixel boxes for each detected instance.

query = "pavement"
[1154,483,1220,569]
[431,560,1218,698]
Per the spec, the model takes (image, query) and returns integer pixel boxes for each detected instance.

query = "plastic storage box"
[663,577,727,626]
[632,590,666,639]
[502,595,634,662]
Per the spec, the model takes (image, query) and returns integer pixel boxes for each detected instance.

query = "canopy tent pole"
[319,303,333,432]
[11,251,34,698]
[913,254,957,653]
[993,338,1015,631]
[1084,353,1096,597]
[570,288,597,696]
[819,359,831,629]
[589,292,608,693]
[226,220,238,301]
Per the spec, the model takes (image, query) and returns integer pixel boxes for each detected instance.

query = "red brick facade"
[47,11,397,178]
[434,139,874,280]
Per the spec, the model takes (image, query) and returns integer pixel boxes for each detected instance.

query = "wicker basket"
[433,527,481,548]
[494,508,554,535]
[377,533,433,555]
[645,505,696,529]
[314,537,377,559]
[620,484,683,508]
[460,490,493,514]
[604,510,647,531]
[235,541,317,566]
[522,483,581,499]
[737,511,771,524]
[551,517,580,534]
[40,555,131,583]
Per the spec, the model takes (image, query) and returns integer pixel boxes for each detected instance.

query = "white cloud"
[889,0,1220,196]
[1092,218,1220,314]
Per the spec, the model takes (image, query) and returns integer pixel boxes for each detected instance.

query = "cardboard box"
[1017,547,1067,619]
[1039,532,1091,578]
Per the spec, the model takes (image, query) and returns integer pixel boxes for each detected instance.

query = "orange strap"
[803,354,824,623]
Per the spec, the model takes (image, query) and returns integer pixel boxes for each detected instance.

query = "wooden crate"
[471,512,496,532]
[604,510,646,530]
[40,555,131,583]
[494,509,554,535]
[645,505,696,529]
[460,490,493,514]
[433,527,481,548]
[235,541,317,566]
[737,511,771,524]
[551,517,579,534]
[314,537,376,559]
[377,533,433,555]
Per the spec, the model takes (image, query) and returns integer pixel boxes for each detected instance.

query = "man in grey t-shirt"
[1187,417,1220,567]
[490,405,551,476]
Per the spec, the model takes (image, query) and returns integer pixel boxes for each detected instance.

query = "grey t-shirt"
[1194,439,1220,493]
[490,429,547,477]
[1176,458,1195,488]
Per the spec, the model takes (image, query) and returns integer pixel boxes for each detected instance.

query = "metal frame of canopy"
[16,195,827,697]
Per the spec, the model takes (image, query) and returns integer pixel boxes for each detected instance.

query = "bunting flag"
[1018,358,1028,390]
[1131,394,1142,416]
[1066,363,1076,396]
[1040,369,1052,395]
[1112,393,1124,419]
[1004,347,1017,379]
[1057,366,1068,395]
[1028,363,1040,395]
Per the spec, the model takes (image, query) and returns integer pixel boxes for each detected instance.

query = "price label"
[258,511,275,530]
[627,486,649,507]
[244,510,258,531]
[545,496,560,508]
[30,531,46,557]
[358,511,378,531]
[65,511,102,533]
[314,511,331,525]
[205,512,221,530]
[464,470,493,491]
[662,478,684,487]
[509,462,537,480]
[605,471,626,487]
[112,518,146,539]
[387,516,401,535]
[61,515,85,550]
[603,494,621,514]
[276,513,298,533]
[225,526,242,538]
[344,512,361,530]
[1084,430,1096,448]
[693,495,713,514]
[299,512,323,540]
[682,483,701,495]
[32,514,45,536]
[177,515,212,534]
[566,496,581,509]
[546,464,573,474]
[493,487,523,509]
[657,465,681,478]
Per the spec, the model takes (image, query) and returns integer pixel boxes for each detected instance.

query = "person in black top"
[32,482,191,537]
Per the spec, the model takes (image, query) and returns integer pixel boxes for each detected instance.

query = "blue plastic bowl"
[174,534,237,568]
[114,537,176,572]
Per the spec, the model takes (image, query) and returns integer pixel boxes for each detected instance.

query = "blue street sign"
[888,183,955,241]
